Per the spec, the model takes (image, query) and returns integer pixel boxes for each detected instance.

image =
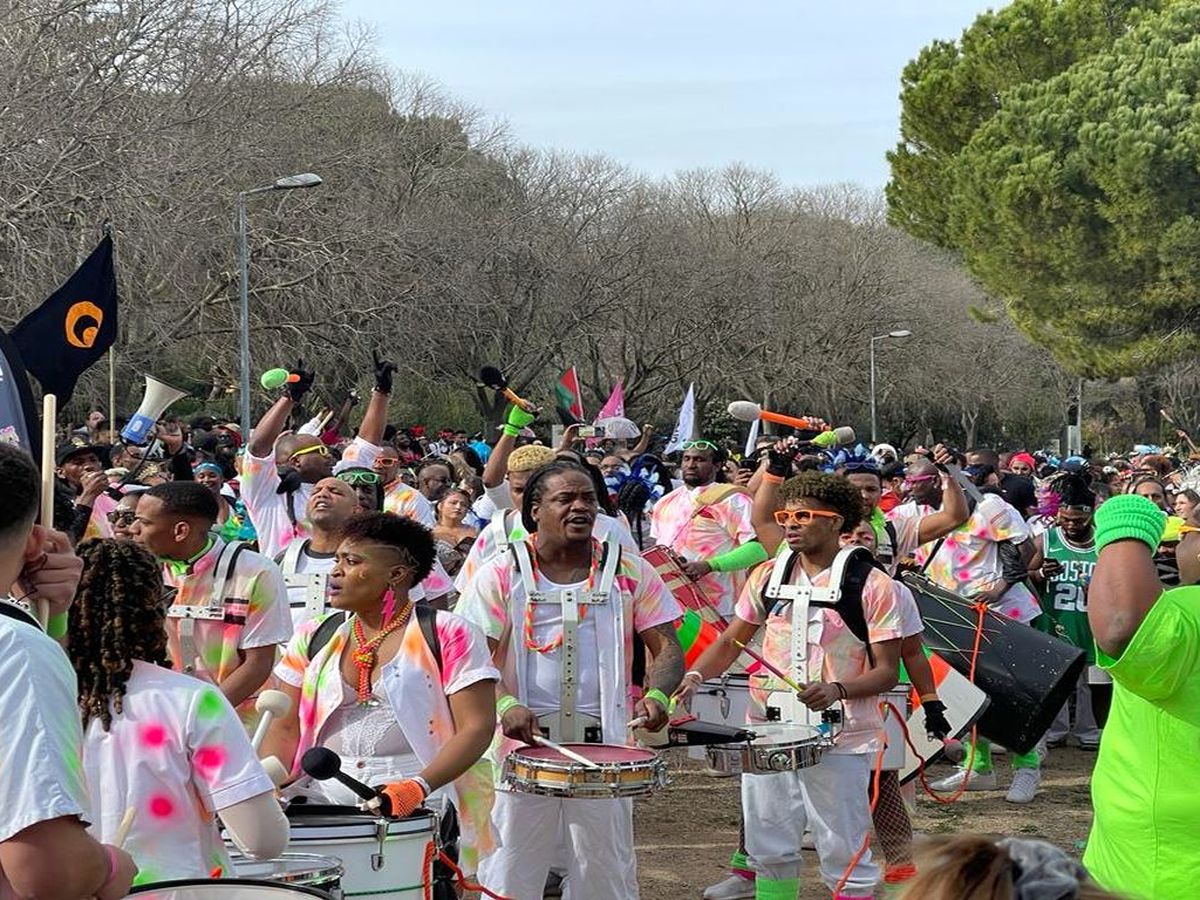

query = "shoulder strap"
[307,610,347,662]
[416,604,443,674]
[212,541,247,604]
[280,538,307,575]
[834,547,882,663]
[693,483,750,515]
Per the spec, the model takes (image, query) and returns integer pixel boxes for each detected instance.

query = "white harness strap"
[762,546,861,727]
[281,539,328,620]
[168,541,245,676]
[513,536,621,742]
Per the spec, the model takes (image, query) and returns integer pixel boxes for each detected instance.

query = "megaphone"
[121,375,188,445]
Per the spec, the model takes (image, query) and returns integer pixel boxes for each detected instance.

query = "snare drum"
[705,724,830,775]
[230,854,342,896]
[282,805,437,899]
[131,881,333,900]
[503,743,667,798]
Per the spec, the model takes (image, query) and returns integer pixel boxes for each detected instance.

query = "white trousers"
[742,752,878,897]
[1045,669,1101,745]
[477,790,638,900]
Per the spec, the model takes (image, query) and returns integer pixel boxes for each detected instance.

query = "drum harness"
[510,534,622,744]
[280,538,330,621]
[166,540,251,676]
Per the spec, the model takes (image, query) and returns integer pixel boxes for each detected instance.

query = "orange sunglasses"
[773,509,842,527]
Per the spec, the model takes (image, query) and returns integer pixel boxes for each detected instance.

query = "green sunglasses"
[337,470,381,486]
[682,440,719,451]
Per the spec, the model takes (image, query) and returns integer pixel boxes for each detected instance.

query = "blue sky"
[340,1,1007,188]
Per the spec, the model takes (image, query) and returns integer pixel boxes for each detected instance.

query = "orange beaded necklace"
[522,537,603,654]
[351,601,413,703]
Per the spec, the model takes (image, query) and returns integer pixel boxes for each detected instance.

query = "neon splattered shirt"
[82,491,118,541]
[383,481,435,526]
[734,557,903,754]
[84,662,275,883]
[236,437,381,558]
[1085,588,1200,900]
[163,538,293,687]
[889,494,1039,623]
[650,484,756,618]
[274,609,500,874]
[0,609,90,898]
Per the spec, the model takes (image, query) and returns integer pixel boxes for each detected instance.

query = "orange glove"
[379,779,426,819]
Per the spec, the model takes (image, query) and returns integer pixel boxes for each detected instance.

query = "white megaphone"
[121,375,188,445]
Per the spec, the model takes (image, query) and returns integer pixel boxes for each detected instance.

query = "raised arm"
[916,445,970,544]
[248,360,315,458]
[356,351,396,447]
[1089,495,1167,658]
[482,405,535,488]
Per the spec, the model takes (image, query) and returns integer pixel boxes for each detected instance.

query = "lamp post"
[237,172,322,435]
[869,329,912,444]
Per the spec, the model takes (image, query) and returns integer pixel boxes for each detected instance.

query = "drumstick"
[113,806,135,848]
[627,716,648,729]
[733,640,806,693]
[532,734,601,769]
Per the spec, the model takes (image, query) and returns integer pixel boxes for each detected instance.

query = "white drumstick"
[113,806,135,848]
[627,716,649,729]
[532,734,601,769]
[252,690,292,751]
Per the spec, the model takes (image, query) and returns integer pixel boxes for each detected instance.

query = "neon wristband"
[496,694,521,716]
[47,612,68,639]
[643,688,671,711]
[708,541,769,573]
[501,424,521,437]
[762,472,785,485]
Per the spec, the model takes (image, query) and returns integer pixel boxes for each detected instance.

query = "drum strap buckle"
[372,818,388,871]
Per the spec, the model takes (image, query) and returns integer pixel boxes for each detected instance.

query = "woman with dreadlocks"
[69,538,288,884]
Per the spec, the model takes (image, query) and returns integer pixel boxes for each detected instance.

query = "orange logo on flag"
[64,301,103,348]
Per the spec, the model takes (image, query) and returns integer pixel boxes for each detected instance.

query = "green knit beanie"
[1094,494,1167,553]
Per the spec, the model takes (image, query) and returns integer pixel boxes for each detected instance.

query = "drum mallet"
[113,806,135,848]
[260,756,292,788]
[252,690,292,751]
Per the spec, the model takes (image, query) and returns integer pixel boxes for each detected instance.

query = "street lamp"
[869,329,912,444]
[237,172,323,435]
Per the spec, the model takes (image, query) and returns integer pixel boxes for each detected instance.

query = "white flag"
[743,416,761,458]
[665,383,696,454]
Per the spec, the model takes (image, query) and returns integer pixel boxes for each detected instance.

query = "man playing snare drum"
[678,472,902,900]
[457,460,685,900]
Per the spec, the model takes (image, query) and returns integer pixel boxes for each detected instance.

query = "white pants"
[477,790,637,900]
[1045,670,1101,745]
[742,752,878,897]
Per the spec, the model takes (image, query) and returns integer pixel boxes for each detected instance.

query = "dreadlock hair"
[341,512,435,585]
[69,539,167,732]
[778,471,863,534]
[521,460,597,533]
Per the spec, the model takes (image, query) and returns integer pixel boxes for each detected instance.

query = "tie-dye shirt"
[735,557,903,754]
[274,609,500,874]
[163,538,293,687]
[237,437,381,559]
[383,481,435,526]
[650,484,757,618]
[0,610,90,899]
[84,661,275,883]
[82,491,119,541]
[889,494,1040,623]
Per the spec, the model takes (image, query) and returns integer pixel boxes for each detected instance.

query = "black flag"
[12,236,118,403]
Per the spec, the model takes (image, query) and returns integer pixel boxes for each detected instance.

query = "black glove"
[766,444,797,478]
[372,350,396,395]
[923,699,951,741]
[287,359,315,403]
[276,467,302,495]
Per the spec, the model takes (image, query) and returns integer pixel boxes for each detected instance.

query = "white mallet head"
[261,756,291,787]
[255,690,292,718]
[727,400,763,423]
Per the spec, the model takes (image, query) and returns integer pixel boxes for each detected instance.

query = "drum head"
[747,723,823,744]
[286,802,434,831]
[131,879,334,899]
[230,853,342,885]
[517,743,654,764]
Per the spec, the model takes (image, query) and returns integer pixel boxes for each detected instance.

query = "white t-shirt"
[0,607,91,896]
[893,581,924,639]
[84,661,274,882]
[523,576,602,719]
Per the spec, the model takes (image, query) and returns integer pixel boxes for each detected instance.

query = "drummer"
[260,512,501,877]
[455,460,686,900]
[68,538,289,884]
[678,472,903,900]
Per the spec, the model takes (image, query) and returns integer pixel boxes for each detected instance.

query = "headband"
[194,462,223,476]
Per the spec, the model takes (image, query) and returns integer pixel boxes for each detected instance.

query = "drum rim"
[506,753,665,776]
[510,743,659,765]
[284,809,437,836]
[130,877,334,897]
[228,851,344,882]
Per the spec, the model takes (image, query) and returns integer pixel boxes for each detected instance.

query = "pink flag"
[595,379,625,421]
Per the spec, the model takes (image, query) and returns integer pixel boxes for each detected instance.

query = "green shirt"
[1084,588,1200,899]
[1035,527,1097,663]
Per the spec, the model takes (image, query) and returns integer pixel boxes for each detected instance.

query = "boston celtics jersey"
[1037,526,1098,663]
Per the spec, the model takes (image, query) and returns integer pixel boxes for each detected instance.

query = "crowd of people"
[0,353,1194,900]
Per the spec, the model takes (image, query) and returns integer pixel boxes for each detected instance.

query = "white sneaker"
[703,873,755,900]
[929,767,998,792]
[1006,768,1041,804]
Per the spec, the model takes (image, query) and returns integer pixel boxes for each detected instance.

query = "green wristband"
[501,424,521,438]
[1094,494,1167,553]
[708,541,769,573]
[643,688,671,713]
[47,612,68,639]
[496,694,521,716]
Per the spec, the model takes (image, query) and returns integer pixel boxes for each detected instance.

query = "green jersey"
[1036,526,1097,663]
[1085,588,1200,899]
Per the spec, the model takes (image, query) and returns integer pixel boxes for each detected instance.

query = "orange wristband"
[763,473,785,485]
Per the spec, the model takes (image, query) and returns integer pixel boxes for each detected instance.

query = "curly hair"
[68,539,167,732]
[778,471,863,533]
[341,511,436,584]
